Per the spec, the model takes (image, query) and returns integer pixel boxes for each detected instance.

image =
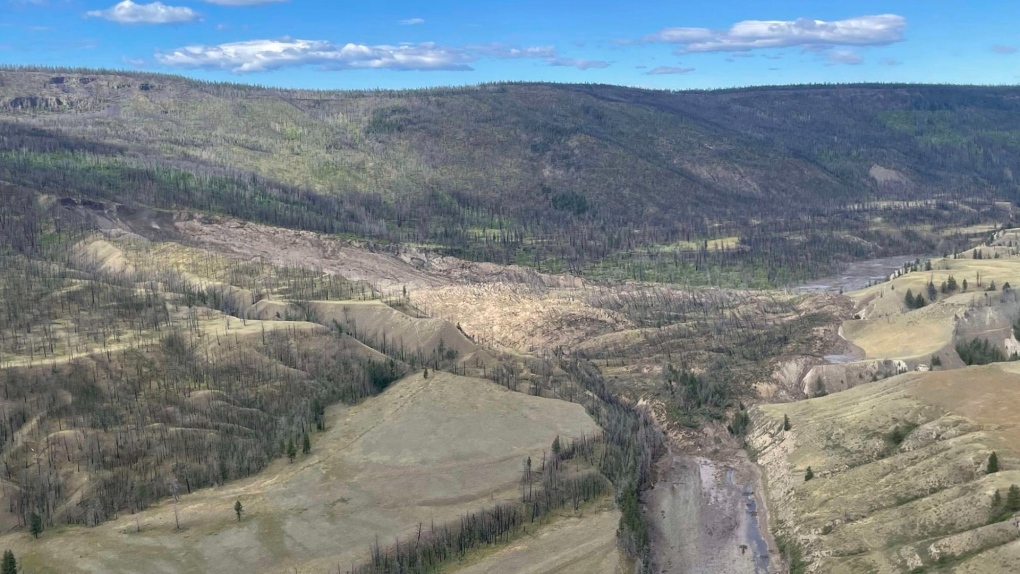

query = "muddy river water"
[648,451,774,574]
[794,254,926,294]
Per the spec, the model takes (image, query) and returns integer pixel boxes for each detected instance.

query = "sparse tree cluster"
[990,484,1020,522]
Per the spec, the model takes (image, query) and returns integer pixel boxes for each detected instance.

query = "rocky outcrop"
[2,95,66,111]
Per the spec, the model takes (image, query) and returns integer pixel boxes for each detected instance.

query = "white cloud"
[548,57,609,70]
[647,66,695,75]
[86,1,200,24]
[469,44,556,59]
[645,14,905,53]
[826,49,863,65]
[400,18,425,25]
[199,0,287,5]
[155,39,474,72]
[154,38,608,74]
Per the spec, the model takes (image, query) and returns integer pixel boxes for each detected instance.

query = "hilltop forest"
[2,68,1017,287]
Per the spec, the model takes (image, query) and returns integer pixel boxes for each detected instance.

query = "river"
[647,451,774,574]
[794,254,927,294]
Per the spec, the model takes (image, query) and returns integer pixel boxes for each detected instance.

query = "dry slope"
[0,372,611,574]
[749,365,1020,574]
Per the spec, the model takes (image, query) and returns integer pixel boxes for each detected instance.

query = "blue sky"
[1,0,1019,90]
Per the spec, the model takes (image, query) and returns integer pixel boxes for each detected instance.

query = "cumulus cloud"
[881,57,902,66]
[645,14,906,53]
[992,45,1018,54]
[154,37,607,74]
[647,66,694,75]
[826,49,863,65]
[86,1,200,24]
[399,18,425,25]
[155,39,475,72]
[548,57,609,70]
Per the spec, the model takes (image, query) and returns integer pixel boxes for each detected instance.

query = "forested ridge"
[1,67,1015,287]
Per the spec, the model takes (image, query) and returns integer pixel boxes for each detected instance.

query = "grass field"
[0,371,605,573]
[843,238,1020,361]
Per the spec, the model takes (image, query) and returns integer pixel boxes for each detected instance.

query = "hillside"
[2,68,1016,286]
[0,371,609,574]
[5,67,1020,574]
[752,366,1020,573]
[752,233,1020,573]
[0,186,667,573]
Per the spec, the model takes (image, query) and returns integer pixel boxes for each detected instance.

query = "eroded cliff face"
[746,411,798,552]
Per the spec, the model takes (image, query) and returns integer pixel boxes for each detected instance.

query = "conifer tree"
[234,500,243,522]
[987,451,999,474]
[551,436,561,456]
[311,398,325,432]
[805,467,814,482]
[1,550,14,574]
[29,512,42,539]
[783,414,791,431]
[813,378,828,398]
[286,438,297,463]
[302,432,311,455]
[1007,485,1020,513]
